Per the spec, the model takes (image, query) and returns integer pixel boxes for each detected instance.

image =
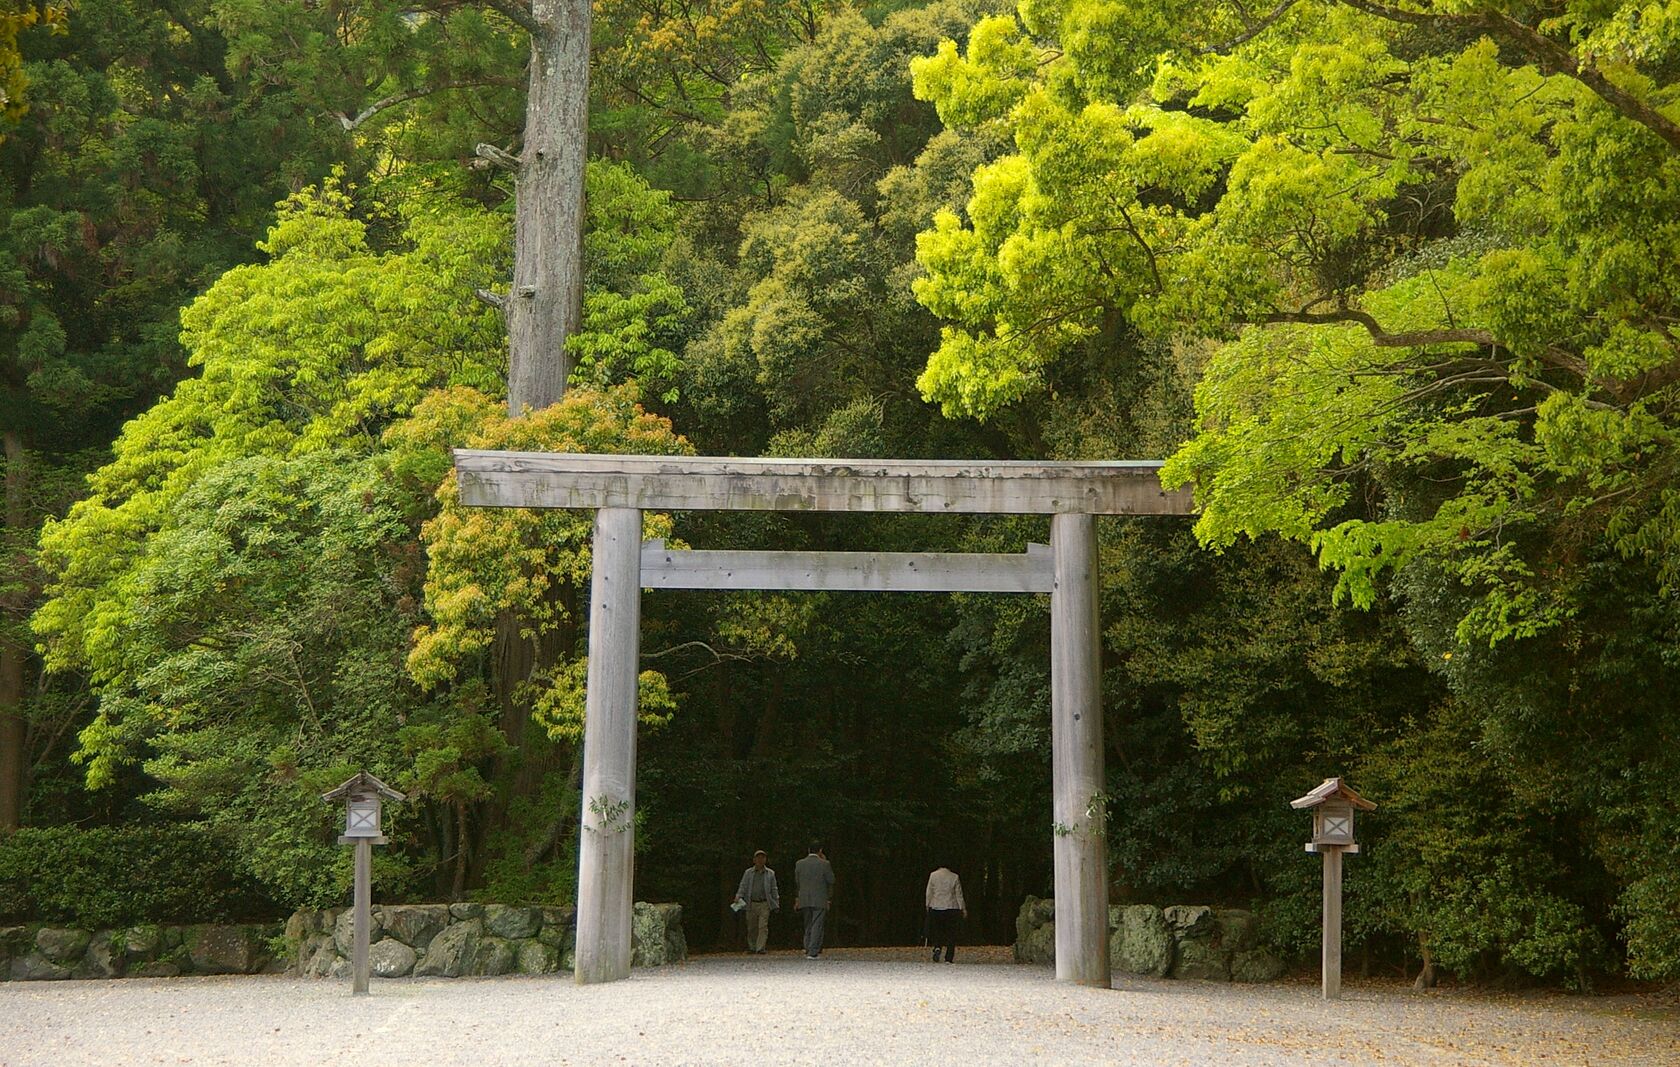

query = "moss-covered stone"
[368,938,417,978]
[76,933,124,979]
[483,905,541,940]
[379,905,449,950]
[187,924,263,975]
[468,936,516,976]
[129,960,181,978]
[415,918,480,978]
[1172,938,1232,981]
[1113,905,1174,977]
[516,940,558,975]
[1014,896,1056,965]
[123,924,162,962]
[1162,905,1215,941]
[631,902,686,966]
[10,952,71,980]
[35,927,91,964]
[1213,909,1258,953]
[300,934,337,977]
[333,909,385,956]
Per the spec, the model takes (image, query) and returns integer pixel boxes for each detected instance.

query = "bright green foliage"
[1,0,353,837]
[916,0,1680,977]
[917,1,1680,647]
[385,383,688,900]
[93,454,441,906]
[30,184,508,904]
[34,180,506,691]
[17,0,1680,985]
[566,164,690,402]
[30,166,707,904]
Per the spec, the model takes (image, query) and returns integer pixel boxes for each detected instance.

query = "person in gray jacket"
[734,850,779,953]
[794,842,836,958]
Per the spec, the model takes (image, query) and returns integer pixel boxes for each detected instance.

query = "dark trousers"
[801,906,827,957]
[927,908,962,961]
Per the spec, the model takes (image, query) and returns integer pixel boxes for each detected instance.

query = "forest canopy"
[3,0,1679,985]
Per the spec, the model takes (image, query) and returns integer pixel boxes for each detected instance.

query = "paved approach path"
[2,947,1676,1066]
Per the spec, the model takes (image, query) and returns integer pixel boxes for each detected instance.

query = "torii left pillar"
[574,507,641,984]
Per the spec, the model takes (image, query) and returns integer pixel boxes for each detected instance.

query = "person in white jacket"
[924,865,967,963]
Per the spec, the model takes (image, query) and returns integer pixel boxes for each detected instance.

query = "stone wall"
[1014,897,1286,982]
[286,901,687,979]
[1,923,277,981]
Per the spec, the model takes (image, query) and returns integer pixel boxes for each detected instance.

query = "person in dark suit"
[794,842,835,958]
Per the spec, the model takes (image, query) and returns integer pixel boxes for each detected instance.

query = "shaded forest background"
[4,0,1680,986]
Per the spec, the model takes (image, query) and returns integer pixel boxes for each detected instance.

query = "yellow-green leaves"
[397,383,688,700]
[916,0,1680,655]
[910,16,1036,130]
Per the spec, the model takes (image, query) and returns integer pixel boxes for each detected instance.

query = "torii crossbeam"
[454,450,1195,986]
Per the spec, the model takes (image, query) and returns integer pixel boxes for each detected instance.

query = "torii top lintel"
[453,450,1196,516]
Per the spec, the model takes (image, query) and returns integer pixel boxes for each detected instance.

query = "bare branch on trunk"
[473,142,521,171]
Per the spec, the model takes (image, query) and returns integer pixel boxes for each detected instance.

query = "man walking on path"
[794,842,835,958]
[734,850,779,953]
[925,864,966,962]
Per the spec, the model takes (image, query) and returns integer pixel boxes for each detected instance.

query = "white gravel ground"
[2,948,1676,1067]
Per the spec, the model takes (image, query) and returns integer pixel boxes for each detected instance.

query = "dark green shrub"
[0,825,279,928]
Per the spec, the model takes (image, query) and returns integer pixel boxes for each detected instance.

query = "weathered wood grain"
[1323,845,1344,999]
[352,840,371,996]
[574,508,641,985]
[1049,513,1111,988]
[455,451,1195,515]
[639,541,1055,592]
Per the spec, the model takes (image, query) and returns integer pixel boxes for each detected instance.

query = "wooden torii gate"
[453,450,1195,986]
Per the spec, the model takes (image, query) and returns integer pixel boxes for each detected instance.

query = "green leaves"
[396,383,688,696]
[34,181,506,682]
[911,0,1680,977]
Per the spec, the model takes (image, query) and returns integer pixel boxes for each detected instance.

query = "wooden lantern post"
[322,771,405,995]
[1290,777,1375,999]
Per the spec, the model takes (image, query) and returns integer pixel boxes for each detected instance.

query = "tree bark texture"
[507,0,592,415]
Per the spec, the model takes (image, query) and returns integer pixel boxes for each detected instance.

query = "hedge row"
[0,825,279,928]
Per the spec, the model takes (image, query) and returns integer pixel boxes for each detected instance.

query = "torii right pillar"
[1050,512,1111,986]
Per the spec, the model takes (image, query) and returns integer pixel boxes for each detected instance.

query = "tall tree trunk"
[507,0,592,414]
[1413,935,1437,990]
[0,431,28,831]
[468,0,595,888]
[453,801,472,900]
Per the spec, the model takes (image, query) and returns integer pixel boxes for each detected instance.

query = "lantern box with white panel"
[1290,777,1375,853]
[322,771,405,845]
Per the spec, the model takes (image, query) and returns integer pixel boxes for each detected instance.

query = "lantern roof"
[1290,777,1375,811]
[321,770,406,804]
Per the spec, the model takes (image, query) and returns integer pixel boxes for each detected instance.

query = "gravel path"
[2,948,1676,1066]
